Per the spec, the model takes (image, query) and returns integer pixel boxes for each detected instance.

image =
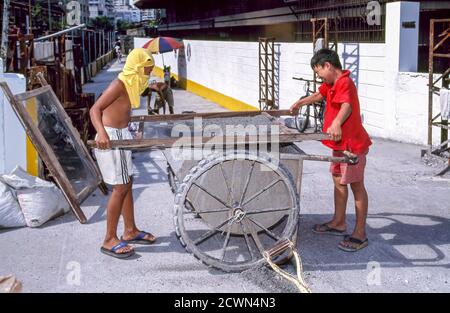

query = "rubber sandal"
[312,223,346,236]
[100,241,135,259]
[121,231,156,245]
[338,235,369,252]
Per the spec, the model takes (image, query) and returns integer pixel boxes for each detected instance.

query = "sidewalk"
[0,59,449,293]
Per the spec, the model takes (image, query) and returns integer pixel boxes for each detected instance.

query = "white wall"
[0,73,27,174]
[381,72,441,145]
[135,38,261,106]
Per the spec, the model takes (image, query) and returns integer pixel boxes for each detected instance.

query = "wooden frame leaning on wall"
[0,82,106,224]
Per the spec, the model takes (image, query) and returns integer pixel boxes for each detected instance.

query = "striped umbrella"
[142,36,184,54]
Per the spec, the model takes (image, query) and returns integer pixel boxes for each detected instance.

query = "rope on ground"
[263,241,312,293]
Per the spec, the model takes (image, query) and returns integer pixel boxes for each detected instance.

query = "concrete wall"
[0,72,27,174]
[134,2,439,146]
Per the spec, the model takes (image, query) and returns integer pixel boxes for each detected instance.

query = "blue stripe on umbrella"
[159,39,173,53]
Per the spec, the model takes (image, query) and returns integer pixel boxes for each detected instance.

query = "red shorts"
[330,150,368,185]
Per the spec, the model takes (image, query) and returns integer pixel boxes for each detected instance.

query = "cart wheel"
[166,163,179,193]
[174,151,300,272]
[167,163,197,213]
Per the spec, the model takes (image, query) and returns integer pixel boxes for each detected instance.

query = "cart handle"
[263,239,312,293]
[280,151,359,164]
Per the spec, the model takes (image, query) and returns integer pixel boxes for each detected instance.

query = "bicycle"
[292,77,325,133]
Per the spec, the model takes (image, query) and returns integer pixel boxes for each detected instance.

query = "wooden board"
[130,109,294,123]
[87,133,329,150]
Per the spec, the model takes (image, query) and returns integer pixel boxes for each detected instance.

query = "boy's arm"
[289,92,324,114]
[327,102,352,142]
[89,80,122,149]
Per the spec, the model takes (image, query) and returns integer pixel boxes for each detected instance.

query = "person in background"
[147,81,174,114]
[114,40,122,63]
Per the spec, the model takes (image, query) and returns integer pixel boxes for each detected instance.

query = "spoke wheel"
[313,102,325,133]
[174,151,300,272]
[167,163,179,193]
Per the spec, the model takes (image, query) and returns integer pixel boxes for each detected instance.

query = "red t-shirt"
[319,70,372,154]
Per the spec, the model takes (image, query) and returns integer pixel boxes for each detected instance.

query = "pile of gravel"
[240,263,306,293]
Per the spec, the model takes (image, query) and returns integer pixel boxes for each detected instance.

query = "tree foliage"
[90,16,114,31]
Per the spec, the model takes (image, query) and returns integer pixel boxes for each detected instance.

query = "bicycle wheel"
[314,101,325,133]
[295,99,310,132]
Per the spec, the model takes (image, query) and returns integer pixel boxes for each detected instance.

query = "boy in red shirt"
[290,49,372,252]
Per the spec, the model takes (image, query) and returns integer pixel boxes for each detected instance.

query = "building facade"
[104,0,115,18]
[114,0,129,6]
[140,9,156,22]
[75,0,90,25]
[89,0,115,18]
[115,0,142,23]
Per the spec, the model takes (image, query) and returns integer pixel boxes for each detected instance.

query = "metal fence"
[294,0,388,43]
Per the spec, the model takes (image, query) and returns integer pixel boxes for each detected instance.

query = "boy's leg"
[103,183,133,253]
[338,181,368,251]
[120,179,136,231]
[154,96,163,114]
[314,174,348,232]
[121,178,156,242]
[164,87,174,114]
[328,174,348,230]
[338,151,369,251]
[350,181,368,239]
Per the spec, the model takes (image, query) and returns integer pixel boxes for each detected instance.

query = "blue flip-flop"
[100,241,135,259]
[121,231,156,245]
